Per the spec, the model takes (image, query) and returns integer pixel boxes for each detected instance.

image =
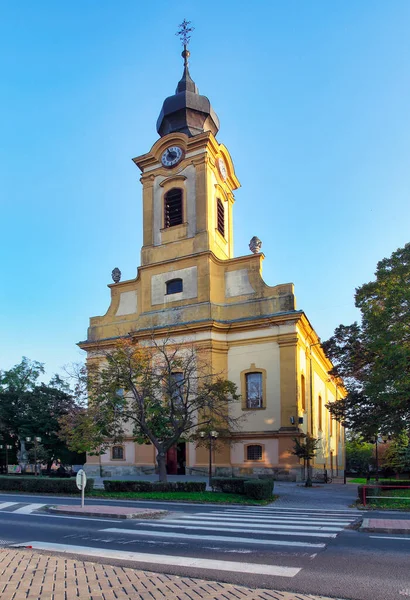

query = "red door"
[166,446,178,474]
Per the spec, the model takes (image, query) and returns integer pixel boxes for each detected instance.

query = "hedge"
[211,477,249,495]
[103,480,206,493]
[212,477,274,500]
[243,479,273,500]
[0,476,94,494]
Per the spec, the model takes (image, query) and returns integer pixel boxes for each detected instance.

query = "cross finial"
[176,19,195,47]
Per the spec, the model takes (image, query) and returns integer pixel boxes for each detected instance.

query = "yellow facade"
[79,56,344,481]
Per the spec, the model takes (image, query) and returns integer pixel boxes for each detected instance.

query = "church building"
[80,24,345,481]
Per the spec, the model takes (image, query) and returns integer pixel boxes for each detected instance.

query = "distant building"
[79,37,344,481]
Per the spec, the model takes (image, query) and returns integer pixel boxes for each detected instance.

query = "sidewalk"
[360,518,410,534]
[0,549,345,600]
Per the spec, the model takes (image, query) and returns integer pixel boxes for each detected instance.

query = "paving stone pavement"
[0,549,343,600]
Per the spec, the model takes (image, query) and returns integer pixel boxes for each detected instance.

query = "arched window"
[164,188,183,228]
[112,446,124,460]
[318,395,323,431]
[166,278,183,295]
[245,372,263,408]
[246,444,263,461]
[301,374,306,411]
[217,198,225,237]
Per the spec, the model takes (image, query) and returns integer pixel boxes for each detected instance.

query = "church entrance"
[166,442,186,475]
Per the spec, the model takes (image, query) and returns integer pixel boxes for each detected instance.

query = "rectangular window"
[217,199,225,237]
[246,444,263,461]
[164,188,183,228]
[170,372,184,407]
[112,446,124,460]
[246,372,263,408]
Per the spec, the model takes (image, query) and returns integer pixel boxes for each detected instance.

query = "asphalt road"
[0,492,409,600]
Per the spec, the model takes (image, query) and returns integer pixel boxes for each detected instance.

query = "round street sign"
[76,469,87,490]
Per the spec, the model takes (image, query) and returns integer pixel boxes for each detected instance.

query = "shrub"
[243,479,273,500]
[176,481,206,492]
[211,477,249,494]
[0,476,94,494]
[152,482,177,493]
[103,480,153,493]
[379,480,410,490]
[102,480,206,493]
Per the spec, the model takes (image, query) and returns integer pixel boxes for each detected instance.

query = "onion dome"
[156,48,220,138]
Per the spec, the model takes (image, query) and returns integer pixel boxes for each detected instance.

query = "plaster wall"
[116,291,138,316]
[231,438,279,467]
[227,341,281,431]
[151,266,198,305]
[225,269,255,297]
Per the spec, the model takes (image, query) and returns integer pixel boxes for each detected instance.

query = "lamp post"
[0,445,12,474]
[26,437,42,475]
[200,430,219,487]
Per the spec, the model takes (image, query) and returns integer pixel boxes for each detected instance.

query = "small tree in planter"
[292,434,319,487]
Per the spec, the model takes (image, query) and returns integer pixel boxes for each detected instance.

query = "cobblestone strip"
[0,549,343,600]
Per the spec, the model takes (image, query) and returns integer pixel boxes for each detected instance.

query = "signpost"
[76,469,87,508]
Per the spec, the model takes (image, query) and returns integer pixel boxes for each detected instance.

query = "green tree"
[292,434,319,487]
[61,337,245,482]
[345,437,373,476]
[0,358,84,469]
[384,431,410,475]
[322,243,410,438]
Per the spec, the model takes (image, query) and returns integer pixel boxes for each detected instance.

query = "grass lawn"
[365,488,410,510]
[89,490,276,505]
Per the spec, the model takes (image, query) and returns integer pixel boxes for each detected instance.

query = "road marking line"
[162,518,343,531]
[0,511,120,523]
[185,515,351,526]
[13,504,46,514]
[370,536,410,541]
[0,503,18,510]
[11,542,302,577]
[135,522,338,537]
[101,528,327,547]
[208,510,354,520]
[229,507,362,513]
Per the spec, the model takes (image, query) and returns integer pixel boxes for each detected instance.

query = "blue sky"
[1,1,410,378]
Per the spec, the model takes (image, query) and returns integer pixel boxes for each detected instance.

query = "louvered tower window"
[164,188,183,228]
[217,199,225,237]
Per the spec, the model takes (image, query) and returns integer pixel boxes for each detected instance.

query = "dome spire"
[156,20,219,138]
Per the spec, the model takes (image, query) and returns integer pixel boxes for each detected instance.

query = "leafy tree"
[61,337,245,481]
[345,437,373,476]
[384,431,410,475]
[292,434,319,487]
[0,358,84,469]
[322,243,410,438]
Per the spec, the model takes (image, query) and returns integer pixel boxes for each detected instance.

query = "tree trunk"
[157,452,167,482]
[306,457,312,487]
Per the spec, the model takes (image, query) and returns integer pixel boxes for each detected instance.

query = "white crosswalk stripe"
[100,506,359,549]
[11,506,361,580]
[0,503,46,514]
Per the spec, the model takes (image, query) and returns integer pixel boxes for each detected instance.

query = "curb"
[360,518,410,534]
[47,507,167,519]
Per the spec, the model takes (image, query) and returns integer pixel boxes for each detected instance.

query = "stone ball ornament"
[111,267,122,283]
[249,236,262,254]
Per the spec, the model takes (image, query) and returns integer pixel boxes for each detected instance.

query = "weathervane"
[176,19,195,67]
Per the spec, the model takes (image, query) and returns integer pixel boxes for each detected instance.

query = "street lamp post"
[200,430,219,487]
[26,437,42,475]
[0,445,12,474]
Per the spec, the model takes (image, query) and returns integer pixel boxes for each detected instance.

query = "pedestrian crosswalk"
[0,502,46,514]
[13,505,362,580]
[101,505,361,550]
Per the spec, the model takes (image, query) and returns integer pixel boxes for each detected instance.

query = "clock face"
[217,157,228,181]
[161,146,183,168]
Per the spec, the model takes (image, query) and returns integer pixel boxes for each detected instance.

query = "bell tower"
[132,20,240,267]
